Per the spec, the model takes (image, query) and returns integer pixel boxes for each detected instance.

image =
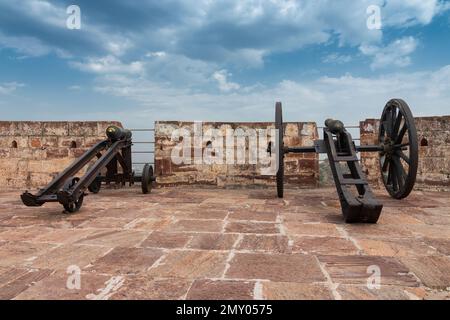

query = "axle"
[285,144,384,154]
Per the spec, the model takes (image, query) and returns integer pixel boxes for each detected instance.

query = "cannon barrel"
[106,126,132,141]
[325,119,345,134]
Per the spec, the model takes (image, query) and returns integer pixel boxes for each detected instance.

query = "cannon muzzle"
[106,126,132,141]
[325,119,345,134]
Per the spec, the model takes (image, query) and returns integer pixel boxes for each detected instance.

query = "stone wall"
[155,121,319,188]
[360,116,450,191]
[0,121,122,190]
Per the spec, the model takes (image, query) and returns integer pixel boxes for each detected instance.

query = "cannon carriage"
[272,99,419,223]
[21,126,155,213]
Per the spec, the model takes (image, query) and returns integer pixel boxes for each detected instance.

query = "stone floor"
[0,186,449,300]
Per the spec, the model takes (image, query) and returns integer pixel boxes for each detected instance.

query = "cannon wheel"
[378,99,418,199]
[141,164,154,194]
[62,177,84,213]
[275,102,285,198]
[87,163,102,194]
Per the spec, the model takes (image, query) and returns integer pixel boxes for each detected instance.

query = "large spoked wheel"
[378,99,418,199]
[275,102,285,198]
[62,177,84,213]
[141,164,154,194]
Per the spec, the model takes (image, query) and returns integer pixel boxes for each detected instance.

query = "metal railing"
[130,128,155,166]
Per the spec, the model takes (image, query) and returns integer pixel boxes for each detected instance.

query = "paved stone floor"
[0,187,449,300]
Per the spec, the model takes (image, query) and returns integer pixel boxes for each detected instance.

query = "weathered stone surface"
[112,277,191,300]
[318,255,419,287]
[187,280,255,300]
[0,187,449,300]
[229,210,277,222]
[292,236,358,256]
[147,250,228,279]
[0,242,56,268]
[357,238,437,257]
[0,269,52,300]
[337,285,412,300]
[86,247,164,275]
[75,230,148,247]
[141,232,192,249]
[422,238,450,255]
[400,256,450,289]
[31,245,110,270]
[225,221,279,234]
[262,282,333,300]
[14,272,113,300]
[226,253,325,283]
[187,233,239,250]
[237,235,290,253]
[163,219,223,233]
[285,222,341,237]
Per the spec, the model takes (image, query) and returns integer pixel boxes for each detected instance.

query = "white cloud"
[70,55,144,74]
[1,0,445,67]
[82,64,450,128]
[322,53,352,64]
[360,36,418,70]
[0,32,53,57]
[146,51,167,58]
[0,82,24,95]
[212,70,240,92]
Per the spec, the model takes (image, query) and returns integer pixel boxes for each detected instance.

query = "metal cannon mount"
[21,126,156,213]
[273,99,419,223]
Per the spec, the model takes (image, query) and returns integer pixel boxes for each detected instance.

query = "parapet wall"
[0,121,122,190]
[360,116,450,191]
[155,121,319,188]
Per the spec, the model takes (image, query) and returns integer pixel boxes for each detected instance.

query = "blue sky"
[1,0,450,128]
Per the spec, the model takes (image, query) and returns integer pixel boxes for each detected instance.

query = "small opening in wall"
[206,141,212,148]
[11,140,18,148]
[70,141,77,148]
[420,138,428,147]
[267,141,272,154]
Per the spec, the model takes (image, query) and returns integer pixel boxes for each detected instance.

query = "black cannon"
[272,99,419,223]
[21,126,155,213]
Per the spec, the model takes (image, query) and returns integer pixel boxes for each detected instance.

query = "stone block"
[43,122,69,136]
[226,253,325,282]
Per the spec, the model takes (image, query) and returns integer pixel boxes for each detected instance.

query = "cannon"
[21,126,156,213]
[272,99,419,223]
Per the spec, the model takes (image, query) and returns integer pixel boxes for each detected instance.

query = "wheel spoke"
[385,109,394,137]
[382,156,390,172]
[392,157,406,190]
[397,150,410,164]
[393,111,403,140]
[387,163,392,185]
[390,161,398,191]
[395,124,408,144]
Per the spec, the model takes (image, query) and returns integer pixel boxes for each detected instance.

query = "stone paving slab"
[0,187,448,300]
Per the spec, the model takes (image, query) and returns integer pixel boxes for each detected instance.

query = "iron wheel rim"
[378,99,418,199]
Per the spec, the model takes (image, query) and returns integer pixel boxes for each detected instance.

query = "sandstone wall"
[0,121,122,190]
[360,116,450,191]
[155,121,319,188]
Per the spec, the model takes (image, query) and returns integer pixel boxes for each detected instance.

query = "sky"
[1,0,450,129]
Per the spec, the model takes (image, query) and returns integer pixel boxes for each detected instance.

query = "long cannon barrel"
[106,126,132,141]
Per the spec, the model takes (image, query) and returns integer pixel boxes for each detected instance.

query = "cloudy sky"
[0,0,450,128]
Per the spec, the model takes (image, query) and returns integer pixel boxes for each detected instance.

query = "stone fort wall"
[154,121,320,188]
[0,121,122,190]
